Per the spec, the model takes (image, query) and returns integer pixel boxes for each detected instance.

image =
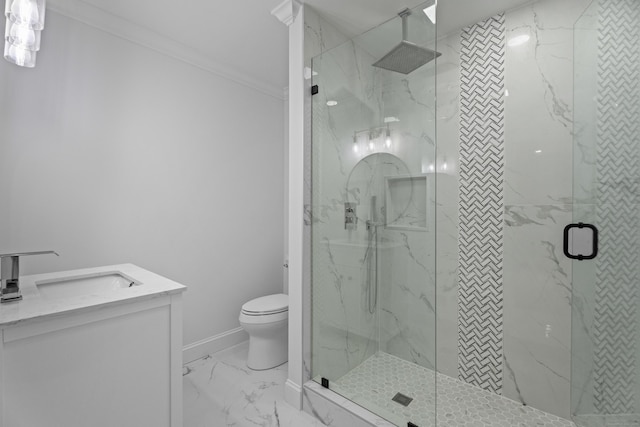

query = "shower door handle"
[563,223,598,260]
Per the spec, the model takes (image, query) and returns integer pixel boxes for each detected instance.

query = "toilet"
[239,293,288,370]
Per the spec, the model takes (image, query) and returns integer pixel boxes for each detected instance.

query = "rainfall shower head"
[372,9,441,74]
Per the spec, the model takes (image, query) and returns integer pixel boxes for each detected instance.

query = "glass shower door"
[310,3,437,426]
[571,0,640,425]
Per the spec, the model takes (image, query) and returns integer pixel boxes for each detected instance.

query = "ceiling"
[302,0,535,39]
[47,0,289,97]
[46,0,535,98]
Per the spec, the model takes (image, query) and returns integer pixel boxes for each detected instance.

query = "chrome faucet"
[0,251,59,303]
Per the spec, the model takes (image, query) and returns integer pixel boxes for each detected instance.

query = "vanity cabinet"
[0,265,185,427]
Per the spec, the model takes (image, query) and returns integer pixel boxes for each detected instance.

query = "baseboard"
[182,327,248,363]
[284,379,303,410]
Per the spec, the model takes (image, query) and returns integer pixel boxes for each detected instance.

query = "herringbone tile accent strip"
[592,0,640,415]
[457,13,506,394]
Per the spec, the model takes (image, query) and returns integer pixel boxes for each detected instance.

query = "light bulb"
[385,129,392,148]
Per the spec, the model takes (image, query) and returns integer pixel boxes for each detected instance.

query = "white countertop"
[0,264,186,327]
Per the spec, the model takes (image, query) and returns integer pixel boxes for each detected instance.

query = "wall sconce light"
[352,123,397,156]
[4,0,46,67]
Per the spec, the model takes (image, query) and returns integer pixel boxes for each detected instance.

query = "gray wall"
[0,11,285,350]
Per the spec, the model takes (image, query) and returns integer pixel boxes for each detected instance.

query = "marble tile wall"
[434,0,595,419]
[376,50,437,371]
[499,1,572,419]
[435,0,591,419]
[434,29,462,381]
[502,0,591,419]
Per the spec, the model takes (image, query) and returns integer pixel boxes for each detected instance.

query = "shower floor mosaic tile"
[333,351,576,427]
[184,344,632,427]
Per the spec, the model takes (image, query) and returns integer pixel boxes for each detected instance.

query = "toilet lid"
[241,293,289,315]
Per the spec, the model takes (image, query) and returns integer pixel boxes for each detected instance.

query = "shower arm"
[399,8,411,42]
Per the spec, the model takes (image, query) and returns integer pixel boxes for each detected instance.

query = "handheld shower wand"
[366,196,379,314]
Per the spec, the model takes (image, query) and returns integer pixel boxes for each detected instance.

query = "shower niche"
[385,174,428,231]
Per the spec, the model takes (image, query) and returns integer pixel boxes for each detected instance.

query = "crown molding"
[271,0,301,27]
[46,0,286,100]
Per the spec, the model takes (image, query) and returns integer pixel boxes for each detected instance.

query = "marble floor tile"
[185,343,581,427]
[183,342,322,427]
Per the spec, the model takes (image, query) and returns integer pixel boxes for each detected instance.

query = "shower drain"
[392,392,413,407]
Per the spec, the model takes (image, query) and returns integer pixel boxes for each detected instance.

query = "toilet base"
[244,319,288,370]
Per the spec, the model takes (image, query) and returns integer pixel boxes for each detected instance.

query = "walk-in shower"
[308,0,640,425]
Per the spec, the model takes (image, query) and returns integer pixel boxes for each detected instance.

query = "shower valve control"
[345,202,357,230]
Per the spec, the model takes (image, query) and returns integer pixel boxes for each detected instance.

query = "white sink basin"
[36,272,142,299]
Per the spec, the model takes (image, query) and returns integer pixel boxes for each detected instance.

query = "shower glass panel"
[571,0,640,426]
[310,3,437,426]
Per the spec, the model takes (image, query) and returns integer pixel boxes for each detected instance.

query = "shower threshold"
[574,415,640,427]
[322,351,576,427]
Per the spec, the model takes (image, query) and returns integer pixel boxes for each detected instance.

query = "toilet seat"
[241,293,288,316]
[241,307,287,316]
[239,310,288,325]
